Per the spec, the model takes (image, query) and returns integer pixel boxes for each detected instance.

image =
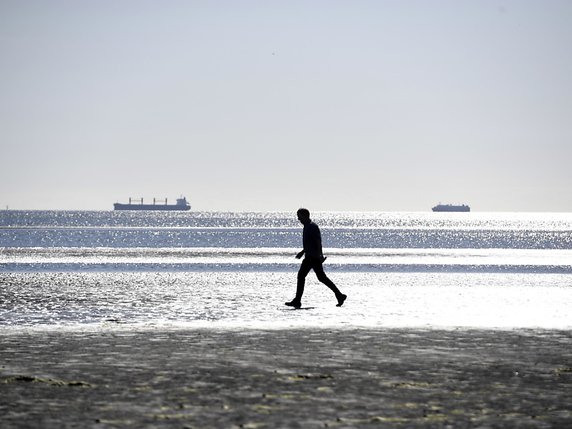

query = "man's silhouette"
[285,208,347,309]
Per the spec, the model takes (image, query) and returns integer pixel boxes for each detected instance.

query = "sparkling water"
[1,211,571,330]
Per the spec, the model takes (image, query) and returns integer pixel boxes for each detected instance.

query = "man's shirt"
[302,221,323,258]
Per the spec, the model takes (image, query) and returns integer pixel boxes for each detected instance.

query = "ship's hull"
[114,203,190,211]
[432,204,470,212]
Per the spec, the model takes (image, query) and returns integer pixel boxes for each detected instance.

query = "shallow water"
[1,271,571,330]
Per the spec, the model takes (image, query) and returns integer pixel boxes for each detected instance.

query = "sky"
[1,0,571,212]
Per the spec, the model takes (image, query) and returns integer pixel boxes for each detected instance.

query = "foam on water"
[1,247,571,273]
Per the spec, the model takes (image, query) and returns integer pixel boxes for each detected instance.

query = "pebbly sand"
[1,327,571,428]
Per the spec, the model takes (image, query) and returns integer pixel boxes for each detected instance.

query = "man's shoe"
[336,294,347,307]
[285,300,302,309]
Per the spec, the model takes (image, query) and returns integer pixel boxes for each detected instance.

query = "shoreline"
[2,327,571,428]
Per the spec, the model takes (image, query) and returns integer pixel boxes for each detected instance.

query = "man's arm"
[295,250,305,259]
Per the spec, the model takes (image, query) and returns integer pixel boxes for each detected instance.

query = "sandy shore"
[1,327,571,428]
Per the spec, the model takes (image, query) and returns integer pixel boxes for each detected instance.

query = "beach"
[2,327,571,428]
[2,211,571,427]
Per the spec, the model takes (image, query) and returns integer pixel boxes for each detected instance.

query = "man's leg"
[287,259,312,307]
[312,260,347,306]
[295,258,313,302]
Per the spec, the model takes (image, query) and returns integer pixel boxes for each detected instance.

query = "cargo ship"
[432,203,470,212]
[114,196,191,211]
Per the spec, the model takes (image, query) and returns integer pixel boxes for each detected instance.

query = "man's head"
[297,208,311,224]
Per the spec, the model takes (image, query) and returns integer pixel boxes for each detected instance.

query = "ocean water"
[1,211,571,330]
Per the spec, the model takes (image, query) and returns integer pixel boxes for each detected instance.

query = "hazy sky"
[1,0,571,211]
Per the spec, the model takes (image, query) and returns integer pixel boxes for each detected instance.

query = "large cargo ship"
[432,203,470,212]
[114,196,191,211]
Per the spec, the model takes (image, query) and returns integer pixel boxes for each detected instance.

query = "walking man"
[285,208,347,309]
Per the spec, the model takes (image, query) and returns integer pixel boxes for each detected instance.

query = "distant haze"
[1,1,571,211]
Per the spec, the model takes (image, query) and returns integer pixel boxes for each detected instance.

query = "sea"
[1,210,571,331]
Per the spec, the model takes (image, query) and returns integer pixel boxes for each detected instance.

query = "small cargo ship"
[114,196,191,211]
[432,203,470,212]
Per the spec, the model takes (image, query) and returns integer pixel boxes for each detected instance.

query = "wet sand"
[1,328,571,428]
